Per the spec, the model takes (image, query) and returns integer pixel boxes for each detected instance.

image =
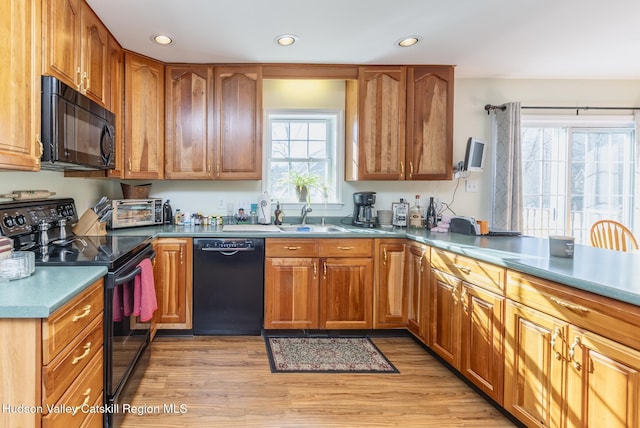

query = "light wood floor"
[121,336,516,427]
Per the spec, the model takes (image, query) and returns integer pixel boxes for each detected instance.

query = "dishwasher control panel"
[195,239,257,251]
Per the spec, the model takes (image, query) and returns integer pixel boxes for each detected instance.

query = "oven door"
[104,244,154,428]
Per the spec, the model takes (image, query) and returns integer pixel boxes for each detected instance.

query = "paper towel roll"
[258,191,272,224]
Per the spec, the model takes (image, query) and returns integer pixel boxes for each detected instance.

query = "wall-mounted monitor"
[463,137,487,172]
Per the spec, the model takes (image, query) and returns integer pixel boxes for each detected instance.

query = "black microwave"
[40,75,116,171]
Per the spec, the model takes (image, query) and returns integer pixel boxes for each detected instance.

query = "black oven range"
[0,197,154,428]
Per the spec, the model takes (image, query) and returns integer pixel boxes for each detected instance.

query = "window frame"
[263,109,344,209]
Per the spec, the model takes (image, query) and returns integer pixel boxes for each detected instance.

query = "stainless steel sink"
[278,224,348,233]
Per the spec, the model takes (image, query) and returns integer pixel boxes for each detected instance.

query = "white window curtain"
[634,111,640,234]
[491,101,523,231]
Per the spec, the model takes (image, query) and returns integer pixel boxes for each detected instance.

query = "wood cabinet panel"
[406,243,429,342]
[155,238,192,328]
[320,257,373,329]
[264,257,318,329]
[406,66,454,179]
[431,248,505,294]
[79,2,108,105]
[374,240,407,328]
[504,300,566,428]
[319,238,372,257]
[357,66,406,180]
[165,65,214,179]
[460,283,505,404]
[0,0,41,171]
[124,52,165,179]
[106,35,124,178]
[214,65,262,179]
[266,238,318,258]
[42,0,80,88]
[429,269,461,366]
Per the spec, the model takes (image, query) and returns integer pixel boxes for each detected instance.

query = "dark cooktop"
[33,235,152,269]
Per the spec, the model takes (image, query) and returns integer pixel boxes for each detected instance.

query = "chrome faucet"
[300,203,312,225]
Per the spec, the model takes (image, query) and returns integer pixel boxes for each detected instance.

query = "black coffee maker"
[352,192,376,228]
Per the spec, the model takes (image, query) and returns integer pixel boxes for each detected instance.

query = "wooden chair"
[590,220,639,252]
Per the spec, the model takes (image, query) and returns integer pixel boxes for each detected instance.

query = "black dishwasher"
[193,238,265,335]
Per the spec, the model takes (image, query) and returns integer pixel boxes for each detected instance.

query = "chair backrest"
[590,220,639,252]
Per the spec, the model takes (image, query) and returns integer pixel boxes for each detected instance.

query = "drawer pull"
[313,262,317,279]
[337,246,354,250]
[72,305,92,322]
[550,297,589,313]
[383,248,387,265]
[72,342,92,365]
[285,246,302,251]
[453,264,471,274]
[79,388,92,408]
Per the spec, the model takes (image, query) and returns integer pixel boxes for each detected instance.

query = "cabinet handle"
[313,262,317,279]
[550,297,589,313]
[461,287,468,313]
[550,327,563,361]
[568,336,582,371]
[36,134,43,165]
[72,342,92,365]
[78,388,92,409]
[180,248,183,263]
[337,246,354,251]
[82,71,88,94]
[76,67,82,91]
[409,161,414,178]
[451,285,458,305]
[323,261,327,278]
[216,163,220,175]
[207,162,211,173]
[72,305,92,322]
[285,246,301,251]
[128,159,132,171]
[383,248,387,265]
[400,161,404,176]
[420,253,425,272]
[453,264,471,274]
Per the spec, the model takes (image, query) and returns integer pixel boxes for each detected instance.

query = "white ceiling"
[86,0,640,79]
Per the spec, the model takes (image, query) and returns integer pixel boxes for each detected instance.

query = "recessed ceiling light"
[275,34,298,46]
[397,36,420,47]
[152,34,173,45]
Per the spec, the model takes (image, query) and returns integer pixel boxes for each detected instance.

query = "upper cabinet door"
[214,66,262,180]
[124,52,165,179]
[42,0,81,89]
[79,2,108,106]
[106,35,124,178]
[0,0,41,171]
[357,66,407,180]
[165,66,214,179]
[406,66,454,180]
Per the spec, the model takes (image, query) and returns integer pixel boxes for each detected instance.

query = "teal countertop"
[0,266,107,318]
[4,220,640,318]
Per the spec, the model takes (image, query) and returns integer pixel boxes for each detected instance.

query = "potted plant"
[280,171,327,202]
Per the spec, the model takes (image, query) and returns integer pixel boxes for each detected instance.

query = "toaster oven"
[109,199,163,229]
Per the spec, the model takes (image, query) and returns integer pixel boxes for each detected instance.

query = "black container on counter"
[163,200,173,224]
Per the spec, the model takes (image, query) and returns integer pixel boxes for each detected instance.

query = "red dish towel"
[132,258,157,322]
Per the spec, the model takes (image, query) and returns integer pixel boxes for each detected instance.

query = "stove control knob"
[15,215,26,226]
[3,216,14,228]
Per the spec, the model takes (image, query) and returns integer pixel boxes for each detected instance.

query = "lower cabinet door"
[264,257,318,329]
[429,269,461,367]
[565,326,640,428]
[319,257,373,329]
[504,300,565,428]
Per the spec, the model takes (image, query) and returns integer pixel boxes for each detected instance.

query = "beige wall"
[2,78,639,224]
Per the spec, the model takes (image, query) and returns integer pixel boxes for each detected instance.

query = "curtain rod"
[484,104,640,115]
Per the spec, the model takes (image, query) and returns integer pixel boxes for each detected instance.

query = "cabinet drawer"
[42,279,104,364]
[266,239,318,257]
[430,248,505,294]
[42,315,103,408]
[507,270,640,351]
[319,239,373,257]
[42,352,103,427]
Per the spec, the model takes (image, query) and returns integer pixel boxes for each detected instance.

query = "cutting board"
[222,224,282,232]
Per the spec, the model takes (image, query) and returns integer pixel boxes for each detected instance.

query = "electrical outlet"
[465,179,479,193]
[218,199,225,209]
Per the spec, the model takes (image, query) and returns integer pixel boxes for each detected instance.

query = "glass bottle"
[409,195,423,228]
[426,197,437,230]
[274,201,283,225]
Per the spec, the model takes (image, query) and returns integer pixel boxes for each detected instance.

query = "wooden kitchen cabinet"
[0,279,104,428]
[106,34,124,178]
[346,65,454,181]
[430,248,505,404]
[505,270,640,428]
[154,237,192,329]
[374,239,407,328]
[214,65,262,179]
[42,0,109,106]
[264,238,373,329]
[165,65,215,179]
[0,0,41,171]
[405,242,429,342]
[124,52,165,179]
[406,66,454,180]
